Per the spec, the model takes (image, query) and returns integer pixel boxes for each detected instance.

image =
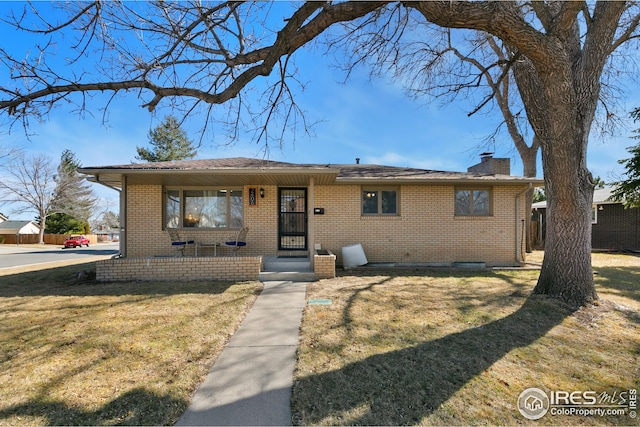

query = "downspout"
[536,208,544,246]
[120,176,127,258]
[308,177,315,269]
[515,183,532,264]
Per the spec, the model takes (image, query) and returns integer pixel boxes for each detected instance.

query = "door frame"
[277,187,308,251]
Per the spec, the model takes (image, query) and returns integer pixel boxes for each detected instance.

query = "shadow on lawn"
[594,265,640,305]
[293,295,574,426]
[0,264,245,297]
[0,388,187,426]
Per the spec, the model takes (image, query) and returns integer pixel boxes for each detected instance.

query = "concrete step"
[260,256,315,282]
[258,271,317,282]
[262,256,311,272]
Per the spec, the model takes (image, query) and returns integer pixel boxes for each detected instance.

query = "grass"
[292,251,640,426]
[1,252,638,426]
[0,262,261,426]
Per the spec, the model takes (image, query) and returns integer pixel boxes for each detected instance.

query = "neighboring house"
[532,187,640,251]
[0,220,40,244]
[92,225,120,242]
[0,213,7,223]
[79,155,542,281]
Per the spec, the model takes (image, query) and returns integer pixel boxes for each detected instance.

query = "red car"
[64,235,90,248]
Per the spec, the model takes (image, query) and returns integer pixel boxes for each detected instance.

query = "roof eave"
[336,177,545,185]
[81,167,342,187]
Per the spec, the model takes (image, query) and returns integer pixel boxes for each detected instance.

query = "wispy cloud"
[364,151,464,171]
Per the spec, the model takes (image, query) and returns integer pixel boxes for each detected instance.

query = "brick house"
[79,156,542,281]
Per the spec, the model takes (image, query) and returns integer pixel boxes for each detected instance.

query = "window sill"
[360,215,402,220]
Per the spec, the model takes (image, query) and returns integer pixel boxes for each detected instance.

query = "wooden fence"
[0,234,98,245]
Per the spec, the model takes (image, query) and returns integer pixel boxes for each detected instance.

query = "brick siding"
[313,184,528,266]
[123,182,529,268]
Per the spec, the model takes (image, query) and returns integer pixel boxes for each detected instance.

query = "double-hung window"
[165,188,243,228]
[362,188,399,215]
[455,188,492,216]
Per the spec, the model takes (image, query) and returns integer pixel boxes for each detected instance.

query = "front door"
[278,188,307,250]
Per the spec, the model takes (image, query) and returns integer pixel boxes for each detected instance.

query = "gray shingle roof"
[81,157,540,184]
[0,220,38,233]
[532,187,618,209]
[86,157,330,171]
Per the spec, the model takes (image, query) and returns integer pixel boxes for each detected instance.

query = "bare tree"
[0,152,57,244]
[0,144,20,166]
[335,26,543,251]
[1,1,639,306]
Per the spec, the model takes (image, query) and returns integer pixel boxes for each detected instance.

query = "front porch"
[95,250,336,282]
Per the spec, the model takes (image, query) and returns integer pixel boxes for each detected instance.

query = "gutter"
[515,183,533,264]
[88,175,122,193]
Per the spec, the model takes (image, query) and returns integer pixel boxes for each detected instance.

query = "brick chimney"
[467,153,510,175]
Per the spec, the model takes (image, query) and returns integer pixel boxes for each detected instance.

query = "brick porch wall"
[96,256,262,282]
[314,251,336,279]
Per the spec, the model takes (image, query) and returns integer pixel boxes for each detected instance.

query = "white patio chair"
[223,227,248,256]
[168,228,194,256]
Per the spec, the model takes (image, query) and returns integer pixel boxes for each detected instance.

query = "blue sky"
[1,2,639,219]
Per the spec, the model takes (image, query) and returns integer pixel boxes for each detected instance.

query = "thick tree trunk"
[533,137,598,306]
[510,39,602,306]
[411,1,627,308]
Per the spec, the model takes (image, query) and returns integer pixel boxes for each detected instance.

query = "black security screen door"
[278,188,307,250]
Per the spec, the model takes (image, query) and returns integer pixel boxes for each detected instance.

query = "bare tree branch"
[0,152,56,243]
[0,1,389,148]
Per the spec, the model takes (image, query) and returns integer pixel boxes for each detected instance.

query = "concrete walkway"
[176,281,307,426]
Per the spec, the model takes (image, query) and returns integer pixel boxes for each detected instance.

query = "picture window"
[165,188,243,229]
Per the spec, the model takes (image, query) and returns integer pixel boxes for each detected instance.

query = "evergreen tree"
[135,115,197,162]
[593,176,606,190]
[533,188,546,204]
[52,149,96,225]
[45,212,88,234]
[611,108,640,208]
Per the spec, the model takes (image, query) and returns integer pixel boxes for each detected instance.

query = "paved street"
[0,242,120,270]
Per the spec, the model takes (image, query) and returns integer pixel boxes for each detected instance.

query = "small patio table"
[196,242,220,257]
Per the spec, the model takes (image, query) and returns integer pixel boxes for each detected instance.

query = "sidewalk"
[176,281,308,426]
